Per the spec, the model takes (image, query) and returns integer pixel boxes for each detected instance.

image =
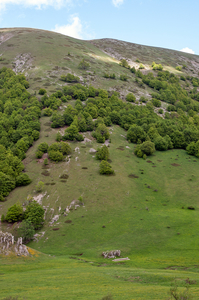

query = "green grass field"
[2,120,199,299]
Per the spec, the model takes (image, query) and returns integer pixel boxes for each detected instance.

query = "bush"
[152,98,161,107]
[38,88,47,95]
[24,200,45,230]
[158,108,163,114]
[99,160,114,175]
[139,64,144,69]
[38,142,48,153]
[120,74,128,81]
[140,141,155,155]
[96,145,109,161]
[35,181,44,193]
[176,66,182,71]
[126,93,136,102]
[43,108,53,116]
[6,202,23,223]
[48,150,63,162]
[16,174,31,186]
[1,214,5,222]
[119,59,129,68]
[35,150,43,159]
[154,136,168,151]
[18,219,35,243]
[78,59,90,70]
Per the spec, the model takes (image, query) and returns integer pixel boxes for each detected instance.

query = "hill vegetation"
[0,27,199,299]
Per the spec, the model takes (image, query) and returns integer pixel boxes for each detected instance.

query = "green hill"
[0,27,199,299]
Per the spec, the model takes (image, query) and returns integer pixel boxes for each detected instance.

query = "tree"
[48,150,63,162]
[140,141,155,156]
[154,136,168,151]
[6,202,23,223]
[78,59,90,70]
[38,88,46,95]
[127,125,146,143]
[38,142,48,153]
[96,145,109,161]
[24,200,45,230]
[126,93,136,102]
[16,174,31,186]
[99,160,114,175]
[140,141,155,155]
[18,219,35,243]
[119,59,129,68]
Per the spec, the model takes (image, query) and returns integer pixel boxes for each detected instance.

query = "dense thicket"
[0,68,43,199]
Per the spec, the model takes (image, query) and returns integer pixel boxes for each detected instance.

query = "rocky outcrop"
[102,250,121,259]
[0,231,29,256]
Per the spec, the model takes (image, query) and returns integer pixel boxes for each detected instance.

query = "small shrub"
[44,158,48,165]
[78,59,90,70]
[1,214,5,222]
[96,145,109,161]
[38,142,48,153]
[135,59,140,63]
[176,66,182,71]
[36,150,43,159]
[99,160,114,175]
[38,88,47,95]
[35,181,44,193]
[120,74,128,81]
[158,108,163,114]
[139,63,144,69]
[126,93,136,102]
[119,59,129,68]
[18,219,35,243]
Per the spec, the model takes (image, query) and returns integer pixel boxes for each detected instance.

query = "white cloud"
[180,47,195,54]
[52,16,82,39]
[112,0,124,7]
[0,0,71,11]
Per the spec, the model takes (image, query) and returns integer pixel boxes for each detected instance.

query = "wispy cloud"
[112,0,124,8]
[52,15,83,39]
[180,47,195,54]
[0,0,71,11]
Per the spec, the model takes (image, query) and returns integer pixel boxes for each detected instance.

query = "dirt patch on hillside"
[171,163,181,167]
[128,174,139,178]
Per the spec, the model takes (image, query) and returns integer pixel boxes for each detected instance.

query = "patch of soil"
[45,183,51,185]
[157,160,162,162]
[41,170,50,176]
[171,163,181,167]
[152,166,156,167]
[128,174,139,178]
[82,167,88,169]
[53,228,59,231]
[44,122,51,126]
[187,206,195,210]
[60,180,66,182]
[51,183,56,185]
[60,174,69,179]
[65,220,72,223]
[147,160,152,163]
[107,159,112,163]
[117,147,124,151]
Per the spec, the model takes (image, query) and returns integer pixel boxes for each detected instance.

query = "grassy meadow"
[1,118,199,299]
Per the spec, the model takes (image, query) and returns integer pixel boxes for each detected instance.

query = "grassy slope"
[1,28,199,299]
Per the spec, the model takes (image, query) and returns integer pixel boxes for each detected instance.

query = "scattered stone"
[102,250,121,259]
[89,148,97,153]
[49,214,60,225]
[112,257,130,262]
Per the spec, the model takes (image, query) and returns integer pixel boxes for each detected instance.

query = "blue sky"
[0,0,198,55]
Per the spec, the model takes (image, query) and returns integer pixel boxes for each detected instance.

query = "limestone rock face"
[0,231,29,256]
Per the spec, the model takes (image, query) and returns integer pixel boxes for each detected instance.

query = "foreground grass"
[1,254,199,300]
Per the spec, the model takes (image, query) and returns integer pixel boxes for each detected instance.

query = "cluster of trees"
[0,68,43,200]
[103,73,116,79]
[36,142,72,162]
[96,145,114,174]
[1,200,45,242]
